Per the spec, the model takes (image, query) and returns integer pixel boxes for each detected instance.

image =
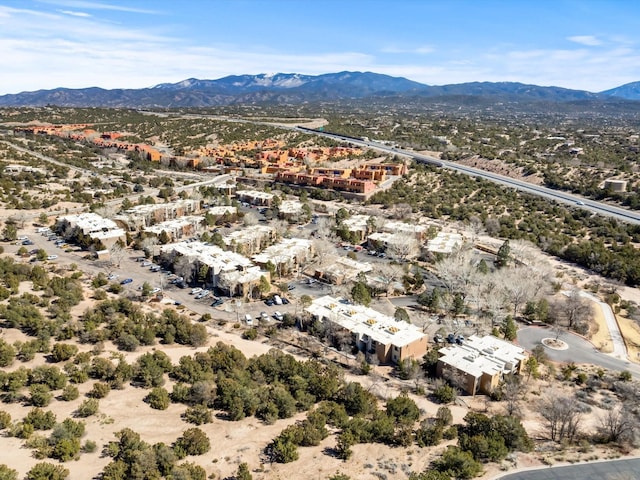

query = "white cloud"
[567,35,602,46]
[38,0,160,15]
[59,10,92,17]
[381,45,434,55]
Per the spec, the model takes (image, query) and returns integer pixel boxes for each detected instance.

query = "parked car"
[260,312,269,321]
[273,311,284,321]
[46,255,58,260]
[22,240,34,245]
[244,314,253,325]
[195,290,210,299]
[273,295,283,305]
[211,298,224,307]
[108,273,119,280]
[29,249,39,255]
[190,287,203,295]
[287,284,295,291]
[433,334,444,344]
[447,333,456,344]
[150,265,161,272]
[120,278,133,285]
[455,335,465,345]
[281,297,290,304]
[151,287,161,294]
[142,261,152,267]
[264,298,274,306]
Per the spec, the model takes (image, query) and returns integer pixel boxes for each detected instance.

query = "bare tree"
[314,216,335,241]
[561,288,592,329]
[467,216,485,243]
[109,242,126,268]
[598,405,638,444]
[140,236,159,258]
[312,238,337,268]
[501,375,524,417]
[538,390,582,443]
[499,267,536,318]
[243,211,259,226]
[374,263,404,296]
[435,245,476,297]
[387,234,420,262]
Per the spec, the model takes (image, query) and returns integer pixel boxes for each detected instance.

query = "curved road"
[493,457,640,480]
[517,326,640,378]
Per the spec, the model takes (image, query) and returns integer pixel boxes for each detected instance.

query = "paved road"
[517,326,640,378]
[300,130,640,225]
[494,457,640,480]
[578,291,627,360]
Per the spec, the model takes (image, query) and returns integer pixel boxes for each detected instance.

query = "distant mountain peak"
[1,71,639,108]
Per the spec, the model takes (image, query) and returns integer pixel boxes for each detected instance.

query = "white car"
[46,255,58,260]
[151,287,161,294]
[273,311,284,321]
[108,274,119,280]
[195,290,210,299]
[190,287,203,295]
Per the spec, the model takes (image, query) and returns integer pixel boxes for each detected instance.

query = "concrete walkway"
[579,291,628,360]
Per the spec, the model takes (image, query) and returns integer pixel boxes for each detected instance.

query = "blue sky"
[1,0,640,94]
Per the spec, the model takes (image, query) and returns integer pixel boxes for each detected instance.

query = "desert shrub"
[0,411,11,429]
[24,408,56,430]
[0,340,16,367]
[0,464,18,480]
[82,440,97,453]
[26,462,69,480]
[30,384,53,407]
[50,343,78,363]
[145,387,170,410]
[182,405,213,425]
[88,382,110,399]
[60,385,79,401]
[75,399,99,418]
[431,446,482,479]
[432,384,456,404]
[174,428,210,458]
[242,328,258,340]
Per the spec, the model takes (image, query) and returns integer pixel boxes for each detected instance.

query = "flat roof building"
[252,237,313,276]
[426,232,463,254]
[436,335,526,395]
[160,241,268,298]
[57,212,126,248]
[223,224,275,255]
[312,255,373,285]
[306,295,428,364]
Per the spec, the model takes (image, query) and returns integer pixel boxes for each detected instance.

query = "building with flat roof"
[312,256,373,285]
[160,241,268,298]
[381,221,428,241]
[144,216,203,242]
[114,199,200,230]
[426,232,463,254]
[236,190,274,206]
[252,237,313,276]
[56,212,126,248]
[306,295,428,364]
[223,224,276,256]
[340,215,372,243]
[436,335,526,395]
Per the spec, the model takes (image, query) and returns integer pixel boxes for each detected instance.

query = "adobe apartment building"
[160,241,268,298]
[114,199,201,230]
[306,295,428,364]
[56,212,126,249]
[436,335,527,395]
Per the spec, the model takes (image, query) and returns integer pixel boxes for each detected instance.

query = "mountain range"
[1,71,639,108]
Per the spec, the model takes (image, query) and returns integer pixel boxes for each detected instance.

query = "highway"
[299,129,640,226]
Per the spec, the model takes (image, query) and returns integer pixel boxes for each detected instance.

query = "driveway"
[579,291,627,360]
[517,326,640,378]
[494,457,640,480]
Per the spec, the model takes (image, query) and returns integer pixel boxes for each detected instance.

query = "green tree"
[30,384,53,407]
[0,340,15,367]
[2,223,17,242]
[38,213,50,226]
[351,282,371,307]
[0,465,18,480]
[394,307,410,323]
[431,446,483,479]
[145,387,170,410]
[258,275,271,296]
[26,462,69,480]
[236,462,253,480]
[174,428,210,458]
[501,316,517,341]
[496,240,511,268]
